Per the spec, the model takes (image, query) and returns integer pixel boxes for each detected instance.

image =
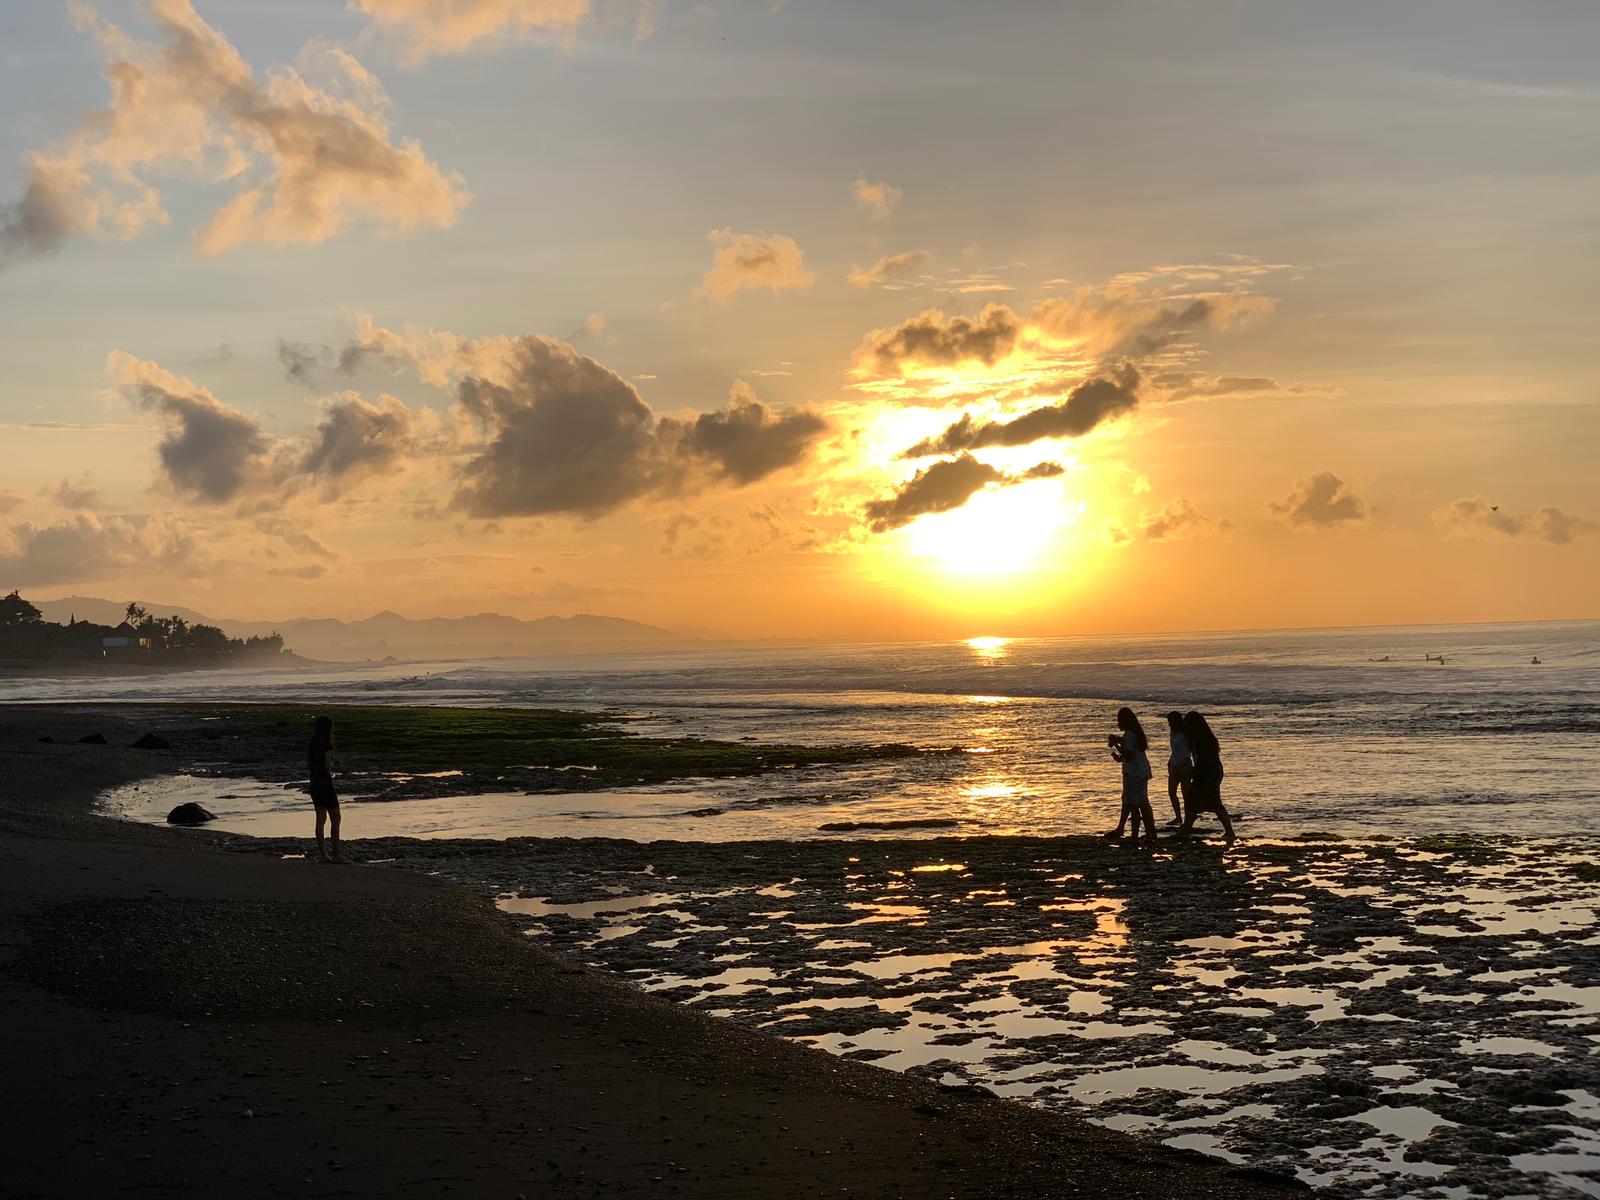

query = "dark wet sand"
[0,705,1310,1198]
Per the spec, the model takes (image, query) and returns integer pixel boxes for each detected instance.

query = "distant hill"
[38,597,220,629]
[34,597,687,661]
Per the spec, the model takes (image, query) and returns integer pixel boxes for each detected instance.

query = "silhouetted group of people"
[303,704,1239,860]
[1105,708,1235,847]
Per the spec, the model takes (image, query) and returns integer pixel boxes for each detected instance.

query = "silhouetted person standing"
[308,715,345,863]
[1104,707,1158,847]
[1164,710,1192,826]
[1178,711,1235,843]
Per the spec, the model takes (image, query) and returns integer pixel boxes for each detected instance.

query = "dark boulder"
[166,802,216,826]
[130,732,172,750]
[76,733,108,745]
[37,736,55,744]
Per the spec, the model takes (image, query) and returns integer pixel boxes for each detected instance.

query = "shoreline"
[0,702,1310,1198]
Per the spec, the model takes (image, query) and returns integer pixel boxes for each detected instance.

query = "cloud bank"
[1436,496,1597,545]
[0,513,199,587]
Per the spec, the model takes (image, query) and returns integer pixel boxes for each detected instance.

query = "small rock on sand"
[76,733,108,745]
[166,802,217,826]
[131,733,172,750]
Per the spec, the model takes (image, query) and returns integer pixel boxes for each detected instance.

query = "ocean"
[38,619,1600,1197]
[37,619,1600,843]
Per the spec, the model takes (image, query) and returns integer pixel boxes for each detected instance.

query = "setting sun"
[903,479,1074,577]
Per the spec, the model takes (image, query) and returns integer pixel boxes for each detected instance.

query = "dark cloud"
[0,167,80,269]
[864,454,1061,533]
[454,337,660,518]
[433,338,827,518]
[667,382,827,485]
[277,340,334,388]
[113,355,269,503]
[856,304,1021,375]
[1270,472,1369,528]
[903,366,1140,457]
[1437,496,1597,545]
[301,394,415,484]
[114,352,420,506]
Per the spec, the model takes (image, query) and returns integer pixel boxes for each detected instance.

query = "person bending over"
[307,715,345,864]
[1103,707,1158,848]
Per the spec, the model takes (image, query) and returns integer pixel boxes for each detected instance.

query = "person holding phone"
[1102,707,1158,847]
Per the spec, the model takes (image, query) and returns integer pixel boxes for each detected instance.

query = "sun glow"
[964,638,1011,662]
[905,479,1071,577]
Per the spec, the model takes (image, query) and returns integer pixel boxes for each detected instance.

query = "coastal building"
[101,622,153,654]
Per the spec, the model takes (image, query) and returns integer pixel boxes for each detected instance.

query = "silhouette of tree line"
[0,592,288,664]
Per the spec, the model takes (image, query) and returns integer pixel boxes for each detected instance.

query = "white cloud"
[1,1,468,268]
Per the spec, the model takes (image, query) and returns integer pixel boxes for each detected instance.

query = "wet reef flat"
[103,703,923,800]
[268,831,1600,1200]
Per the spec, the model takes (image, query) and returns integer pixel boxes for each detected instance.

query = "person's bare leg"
[329,807,344,862]
[1167,772,1182,822]
[315,808,329,862]
[1218,806,1236,843]
[1138,801,1159,847]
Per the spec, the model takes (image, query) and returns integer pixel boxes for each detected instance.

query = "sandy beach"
[0,703,1310,1199]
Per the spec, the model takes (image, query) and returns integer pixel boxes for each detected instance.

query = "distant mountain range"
[35,597,688,662]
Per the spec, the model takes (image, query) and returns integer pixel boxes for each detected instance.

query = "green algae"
[153,703,921,799]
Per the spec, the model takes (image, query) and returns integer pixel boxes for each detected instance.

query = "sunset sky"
[1,0,1596,639]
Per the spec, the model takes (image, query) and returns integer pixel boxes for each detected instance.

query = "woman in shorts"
[1103,707,1158,848]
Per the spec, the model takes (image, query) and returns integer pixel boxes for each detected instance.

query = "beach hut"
[101,621,153,654]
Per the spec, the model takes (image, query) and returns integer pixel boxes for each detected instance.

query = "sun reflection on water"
[964,636,1011,660]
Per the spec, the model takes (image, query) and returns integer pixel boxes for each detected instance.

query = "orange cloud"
[847,250,932,290]
[351,0,590,62]
[852,174,902,219]
[696,229,815,302]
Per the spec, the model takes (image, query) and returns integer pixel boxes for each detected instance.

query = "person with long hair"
[1103,706,1158,847]
[1177,711,1235,843]
[1164,710,1192,826]
[307,715,345,863]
